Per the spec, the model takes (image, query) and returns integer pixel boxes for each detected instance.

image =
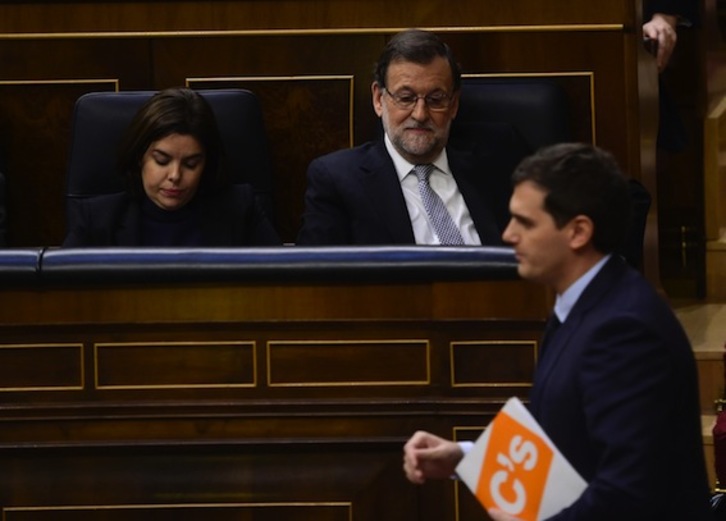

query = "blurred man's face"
[502,181,574,294]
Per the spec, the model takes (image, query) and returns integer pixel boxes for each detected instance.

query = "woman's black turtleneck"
[140,196,204,246]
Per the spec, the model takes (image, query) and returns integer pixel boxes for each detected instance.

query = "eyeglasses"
[382,88,453,112]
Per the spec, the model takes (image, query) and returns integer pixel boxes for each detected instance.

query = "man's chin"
[401,144,440,163]
[516,264,533,281]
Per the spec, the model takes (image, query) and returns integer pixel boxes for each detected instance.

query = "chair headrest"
[452,78,572,153]
[65,89,273,198]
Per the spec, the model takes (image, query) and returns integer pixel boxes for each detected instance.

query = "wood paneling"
[267,340,430,387]
[0,274,546,521]
[0,81,118,245]
[94,341,256,389]
[0,2,634,33]
[0,443,403,521]
[0,343,83,391]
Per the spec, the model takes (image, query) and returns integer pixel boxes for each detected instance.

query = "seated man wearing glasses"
[296,28,525,246]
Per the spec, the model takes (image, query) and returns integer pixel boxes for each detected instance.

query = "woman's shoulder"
[70,192,136,227]
[78,192,132,212]
[63,192,136,247]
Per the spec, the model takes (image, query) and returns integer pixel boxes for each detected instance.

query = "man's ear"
[448,91,460,120]
[372,82,384,117]
[568,215,594,250]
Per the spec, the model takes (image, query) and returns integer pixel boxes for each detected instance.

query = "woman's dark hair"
[117,87,228,198]
[373,29,462,92]
[512,142,632,254]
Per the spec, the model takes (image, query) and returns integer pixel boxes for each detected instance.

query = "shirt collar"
[554,254,611,323]
[384,133,450,181]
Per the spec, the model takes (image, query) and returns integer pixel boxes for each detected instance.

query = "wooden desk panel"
[0,275,547,521]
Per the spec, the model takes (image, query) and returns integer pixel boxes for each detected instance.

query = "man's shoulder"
[592,256,655,298]
[307,141,393,184]
[311,141,384,166]
[588,256,678,323]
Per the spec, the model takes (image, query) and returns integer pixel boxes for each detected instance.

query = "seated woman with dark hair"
[62,87,281,247]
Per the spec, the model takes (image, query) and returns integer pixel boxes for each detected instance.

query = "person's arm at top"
[643,12,679,72]
[643,0,696,72]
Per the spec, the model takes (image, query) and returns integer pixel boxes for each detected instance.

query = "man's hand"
[402,430,463,484]
[642,13,678,72]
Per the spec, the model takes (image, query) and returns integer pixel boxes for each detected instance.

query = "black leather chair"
[448,77,573,234]
[64,88,275,229]
[450,77,648,271]
[451,76,573,155]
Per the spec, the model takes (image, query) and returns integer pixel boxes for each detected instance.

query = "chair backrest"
[449,78,648,270]
[450,77,573,155]
[447,77,573,233]
[65,88,274,222]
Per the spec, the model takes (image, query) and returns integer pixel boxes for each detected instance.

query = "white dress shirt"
[384,134,481,245]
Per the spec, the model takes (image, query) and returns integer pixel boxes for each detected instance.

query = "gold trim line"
[0,24,626,40]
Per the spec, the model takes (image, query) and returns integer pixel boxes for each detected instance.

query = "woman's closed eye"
[152,151,171,166]
[151,151,203,169]
[183,157,203,169]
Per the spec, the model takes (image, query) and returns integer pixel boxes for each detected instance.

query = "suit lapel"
[533,310,581,396]
[532,256,628,399]
[359,142,416,243]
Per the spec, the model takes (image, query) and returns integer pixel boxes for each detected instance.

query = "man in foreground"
[402,143,711,520]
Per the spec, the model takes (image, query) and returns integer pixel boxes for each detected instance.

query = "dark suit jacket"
[644,0,697,152]
[296,140,515,246]
[530,255,711,520]
[645,0,697,23]
[62,184,281,247]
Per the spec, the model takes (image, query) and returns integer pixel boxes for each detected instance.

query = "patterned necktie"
[413,164,464,245]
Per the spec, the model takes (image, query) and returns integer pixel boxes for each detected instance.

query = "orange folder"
[455,397,587,521]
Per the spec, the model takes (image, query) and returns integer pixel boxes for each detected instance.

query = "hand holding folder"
[455,397,587,521]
